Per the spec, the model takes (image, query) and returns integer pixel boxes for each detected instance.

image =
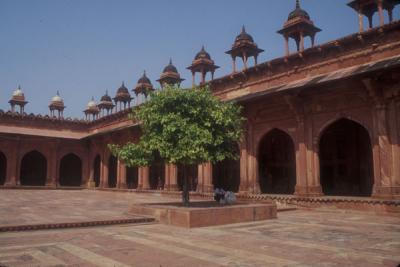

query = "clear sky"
[1,0,399,118]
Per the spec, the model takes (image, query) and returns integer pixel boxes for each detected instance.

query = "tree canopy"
[109,85,245,168]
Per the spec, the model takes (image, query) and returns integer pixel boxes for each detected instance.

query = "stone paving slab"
[0,209,399,266]
[0,189,177,227]
[0,190,399,266]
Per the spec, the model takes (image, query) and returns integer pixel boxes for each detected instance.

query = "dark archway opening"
[259,129,296,194]
[0,152,6,185]
[108,155,118,188]
[178,164,198,191]
[126,166,138,189]
[319,119,373,197]
[20,151,47,186]
[212,145,240,192]
[59,153,82,186]
[93,155,101,187]
[150,154,165,190]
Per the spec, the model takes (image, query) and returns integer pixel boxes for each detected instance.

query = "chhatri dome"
[134,71,154,97]
[194,46,211,60]
[9,85,28,114]
[49,91,65,118]
[12,85,25,99]
[87,97,98,110]
[288,0,310,20]
[157,59,185,88]
[234,25,255,44]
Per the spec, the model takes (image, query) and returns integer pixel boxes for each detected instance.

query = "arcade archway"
[20,150,47,186]
[319,118,373,197]
[178,164,198,192]
[0,152,6,185]
[93,155,101,187]
[59,153,82,186]
[258,129,296,194]
[212,145,240,192]
[150,154,164,190]
[108,155,118,188]
[126,166,138,189]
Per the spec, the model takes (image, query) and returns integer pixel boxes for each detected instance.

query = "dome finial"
[18,85,21,90]
[91,96,94,101]
[169,58,172,65]
[242,25,246,33]
[201,45,205,51]
[56,90,60,96]
[105,89,108,95]
[122,81,125,86]
[143,70,146,75]
[296,0,300,9]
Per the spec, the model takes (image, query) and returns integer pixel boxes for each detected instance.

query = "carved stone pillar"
[5,145,17,187]
[294,117,309,196]
[167,164,179,191]
[239,137,249,192]
[117,160,127,189]
[371,103,395,198]
[198,162,213,193]
[139,166,150,190]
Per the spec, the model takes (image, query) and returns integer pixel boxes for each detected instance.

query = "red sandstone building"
[1,0,400,202]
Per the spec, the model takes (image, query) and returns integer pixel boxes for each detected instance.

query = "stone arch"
[20,150,47,186]
[258,128,296,194]
[177,164,198,192]
[0,151,6,186]
[108,155,118,188]
[319,118,373,197]
[126,166,138,189]
[212,144,240,192]
[316,115,372,146]
[59,153,82,186]
[93,155,101,187]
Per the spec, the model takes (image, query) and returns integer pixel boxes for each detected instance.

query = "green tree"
[109,84,244,206]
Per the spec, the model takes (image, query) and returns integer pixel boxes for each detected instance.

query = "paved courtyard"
[0,190,399,267]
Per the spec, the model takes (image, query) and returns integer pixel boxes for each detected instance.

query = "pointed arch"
[258,128,296,194]
[108,155,118,188]
[319,118,373,197]
[126,166,138,189]
[212,144,240,192]
[59,153,82,186]
[20,150,47,186]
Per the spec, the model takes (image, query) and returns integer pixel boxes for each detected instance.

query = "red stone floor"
[0,190,399,266]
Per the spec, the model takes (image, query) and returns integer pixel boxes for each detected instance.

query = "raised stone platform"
[129,201,277,228]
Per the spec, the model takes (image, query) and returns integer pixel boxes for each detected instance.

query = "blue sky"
[1,0,399,118]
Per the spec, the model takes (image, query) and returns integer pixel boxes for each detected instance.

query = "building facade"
[1,1,400,200]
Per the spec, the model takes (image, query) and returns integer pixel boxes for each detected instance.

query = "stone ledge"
[0,217,155,233]
[129,201,277,228]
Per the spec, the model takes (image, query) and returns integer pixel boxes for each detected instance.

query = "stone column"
[239,136,249,192]
[47,144,57,187]
[378,0,384,27]
[5,146,17,187]
[305,116,323,196]
[139,166,150,190]
[167,164,179,191]
[284,35,290,56]
[101,156,109,188]
[117,160,127,189]
[294,117,309,196]
[358,9,364,33]
[202,162,214,193]
[371,103,395,198]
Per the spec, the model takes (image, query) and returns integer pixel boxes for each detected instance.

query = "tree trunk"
[182,165,190,207]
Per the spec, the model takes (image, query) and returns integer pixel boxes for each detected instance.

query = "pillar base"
[46,181,56,188]
[167,184,180,192]
[372,186,400,199]
[4,181,17,187]
[294,185,323,197]
[197,184,213,193]
[87,180,96,189]
[118,183,127,189]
